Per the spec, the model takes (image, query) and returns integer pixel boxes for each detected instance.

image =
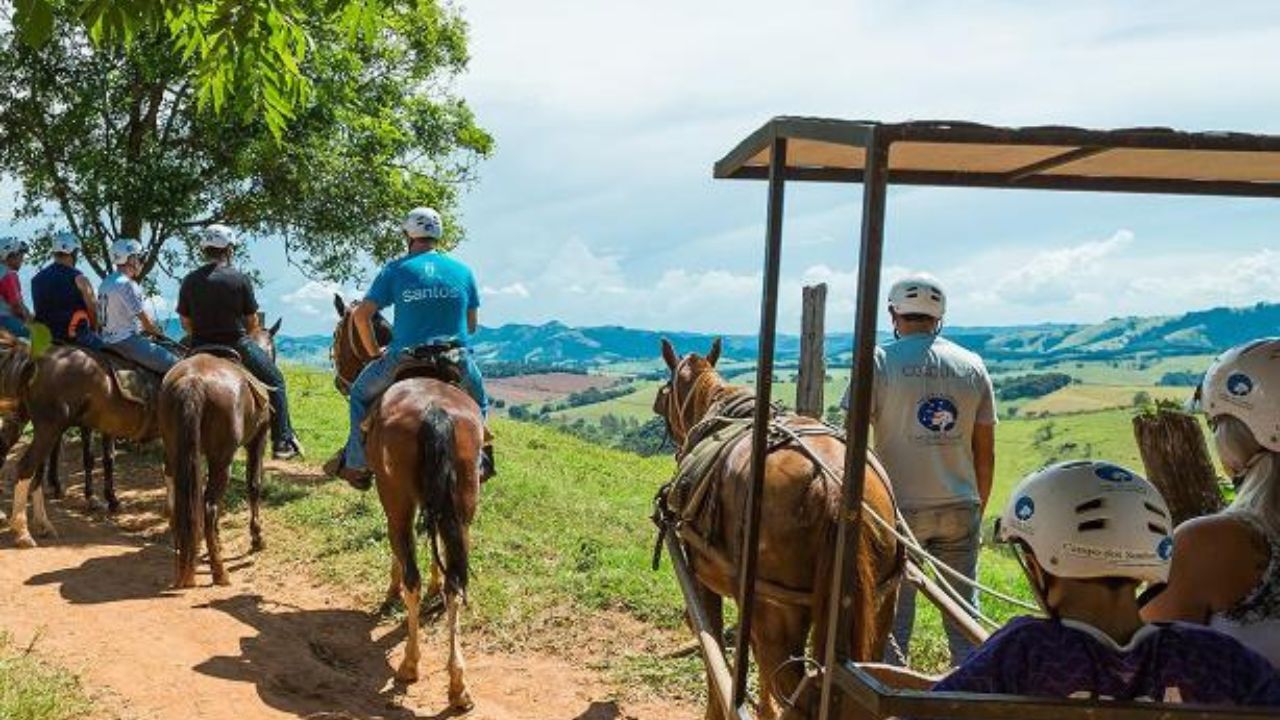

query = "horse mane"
[0,337,35,400]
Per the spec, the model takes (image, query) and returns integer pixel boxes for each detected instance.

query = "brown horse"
[332,297,480,707]
[654,338,903,720]
[160,327,279,587]
[0,336,159,547]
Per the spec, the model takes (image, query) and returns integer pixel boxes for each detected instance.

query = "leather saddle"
[189,344,243,363]
[87,346,163,407]
[393,341,466,385]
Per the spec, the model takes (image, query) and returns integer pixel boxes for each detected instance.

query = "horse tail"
[418,404,468,599]
[169,378,205,582]
[809,507,840,665]
[809,464,891,664]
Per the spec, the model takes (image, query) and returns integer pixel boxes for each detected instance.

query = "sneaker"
[479,444,496,483]
[323,452,373,491]
[272,436,304,461]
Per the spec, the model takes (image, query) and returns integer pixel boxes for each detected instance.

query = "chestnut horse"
[655,338,903,720]
[160,326,279,587]
[331,296,480,707]
[0,336,160,546]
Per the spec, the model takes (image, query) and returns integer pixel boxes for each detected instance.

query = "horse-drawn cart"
[663,117,1280,720]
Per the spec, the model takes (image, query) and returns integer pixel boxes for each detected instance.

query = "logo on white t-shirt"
[917,395,959,433]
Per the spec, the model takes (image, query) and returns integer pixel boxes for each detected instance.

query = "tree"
[0,0,492,283]
[10,0,390,136]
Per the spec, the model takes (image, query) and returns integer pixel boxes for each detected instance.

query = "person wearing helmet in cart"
[1143,338,1280,668]
[841,272,997,666]
[921,460,1280,706]
[0,236,33,338]
[177,224,303,460]
[98,238,178,375]
[323,206,492,489]
[31,231,102,348]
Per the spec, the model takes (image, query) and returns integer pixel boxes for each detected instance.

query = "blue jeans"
[887,503,981,667]
[107,334,179,375]
[343,348,488,470]
[0,315,28,338]
[231,336,294,445]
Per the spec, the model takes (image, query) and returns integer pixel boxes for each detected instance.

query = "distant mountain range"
[263,302,1280,368]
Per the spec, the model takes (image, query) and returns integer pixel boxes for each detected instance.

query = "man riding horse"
[99,238,178,375]
[31,232,102,348]
[0,236,33,339]
[177,225,304,460]
[324,206,493,488]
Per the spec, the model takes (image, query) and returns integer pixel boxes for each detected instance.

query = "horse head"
[330,293,392,394]
[653,336,723,447]
[248,318,282,362]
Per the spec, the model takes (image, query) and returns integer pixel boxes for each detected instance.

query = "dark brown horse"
[160,326,279,587]
[655,338,903,720]
[0,336,159,547]
[332,296,479,707]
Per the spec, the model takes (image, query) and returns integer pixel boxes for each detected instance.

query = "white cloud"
[978,230,1134,306]
[483,282,531,298]
[280,280,354,317]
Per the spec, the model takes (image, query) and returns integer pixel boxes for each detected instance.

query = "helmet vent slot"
[1148,522,1168,536]
[1074,498,1104,514]
[1143,502,1168,519]
[1077,518,1108,532]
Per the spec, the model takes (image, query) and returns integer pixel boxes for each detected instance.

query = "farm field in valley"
[485,372,623,406]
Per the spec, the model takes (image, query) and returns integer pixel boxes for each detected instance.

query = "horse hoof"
[250,538,265,553]
[14,533,37,549]
[106,499,121,514]
[394,662,419,684]
[213,573,232,587]
[86,497,105,513]
[34,524,57,539]
[449,689,474,712]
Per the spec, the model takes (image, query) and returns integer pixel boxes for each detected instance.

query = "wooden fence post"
[1132,408,1224,526]
[796,283,827,419]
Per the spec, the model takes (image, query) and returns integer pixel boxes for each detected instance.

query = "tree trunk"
[796,283,827,419]
[1132,409,1224,526]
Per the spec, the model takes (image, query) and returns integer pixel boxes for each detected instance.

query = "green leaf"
[27,322,52,358]
[14,0,57,47]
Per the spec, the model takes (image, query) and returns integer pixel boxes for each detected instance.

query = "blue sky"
[6,1,1280,336]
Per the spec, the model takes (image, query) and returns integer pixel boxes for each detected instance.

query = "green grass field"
[271,364,1209,680]
[1017,384,1188,416]
[0,633,91,720]
[549,380,665,422]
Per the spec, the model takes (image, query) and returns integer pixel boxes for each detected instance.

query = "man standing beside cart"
[843,273,997,667]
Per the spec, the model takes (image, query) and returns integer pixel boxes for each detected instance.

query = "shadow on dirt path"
[0,437,694,720]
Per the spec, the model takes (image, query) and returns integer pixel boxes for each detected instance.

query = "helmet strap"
[1013,542,1057,618]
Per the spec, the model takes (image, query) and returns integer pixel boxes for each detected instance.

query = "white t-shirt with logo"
[844,333,997,510]
[98,271,147,345]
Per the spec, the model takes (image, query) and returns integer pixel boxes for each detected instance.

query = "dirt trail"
[0,453,693,720]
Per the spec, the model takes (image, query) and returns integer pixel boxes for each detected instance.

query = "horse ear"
[706,337,722,367]
[333,294,346,318]
[660,338,678,371]
[269,318,282,337]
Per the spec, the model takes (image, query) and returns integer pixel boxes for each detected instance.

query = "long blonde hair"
[1215,415,1280,537]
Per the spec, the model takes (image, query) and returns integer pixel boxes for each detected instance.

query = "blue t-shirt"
[364,251,479,353]
[934,616,1280,706]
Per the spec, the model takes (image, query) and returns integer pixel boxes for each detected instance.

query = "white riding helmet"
[402,207,443,240]
[888,273,946,318]
[51,231,80,255]
[998,460,1173,585]
[201,224,237,249]
[1195,338,1280,452]
[0,236,27,258]
[110,237,144,266]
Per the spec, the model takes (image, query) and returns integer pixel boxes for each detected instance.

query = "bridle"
[660,354,719,452]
